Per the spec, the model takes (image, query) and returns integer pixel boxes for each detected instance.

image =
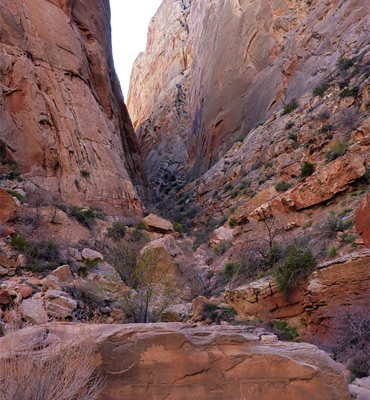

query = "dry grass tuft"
[0,330,105,400]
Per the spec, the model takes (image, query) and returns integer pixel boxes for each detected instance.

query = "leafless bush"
[0,332,105,400]
[335,108,362,136]
[317,107,331,121]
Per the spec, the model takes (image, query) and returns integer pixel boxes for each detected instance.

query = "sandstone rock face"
[210,227,234,247]
[0,323,350,400]
[355,193,370,247]
[0,188,17,224]
[0,0,145,214]
[225,250,370,339]
[128,0,370,183]
[142,214,174,233]
[249,153,367,220]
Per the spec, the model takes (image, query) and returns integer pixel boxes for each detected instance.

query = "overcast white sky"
[110,0,163,99]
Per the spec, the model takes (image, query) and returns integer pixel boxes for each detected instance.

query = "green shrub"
[285,122,294,130]
[302,220,313,230]
[339,86,359,98]
[327,247,337,258]
[213,241,232,257]
[229,217,237,227]
[275,181,293,192]
[313,82,330,97]
[107,221,127,240]
[6,190,24,200]
[11,234,28,252]
[272,320,300,342]
[26,240,58,262]
[201,303,237,323]
[219,261,241,283]
[230,190,241,199]
[325,140,348,161]
[281,101,299,116]
[224,183,234,192]
[264,162,273,168]
[301,162,315,178]
[336,57,355,71]
[288,133,298,142]
[348,354,369,380]
[70,206,96,229]
[324,211,349,237]
[274,243,316,293]
[340,232,356,244]
[136,221,146,230]
[318,123,333,134]
[172,221,183,233]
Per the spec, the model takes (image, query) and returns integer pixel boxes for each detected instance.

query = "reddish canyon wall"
[128,0,370,185]
[0,0,145,214]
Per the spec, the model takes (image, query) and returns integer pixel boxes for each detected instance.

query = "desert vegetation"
[0,333,105,400]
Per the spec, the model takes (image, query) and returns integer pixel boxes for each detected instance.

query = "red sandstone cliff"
[0,0,145,214]
[128,0,370,185]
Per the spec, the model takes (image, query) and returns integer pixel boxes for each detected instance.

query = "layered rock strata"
[0,0,145,214]
[128,0,370,184]
[225,250,370,339]
[0,322,350,400]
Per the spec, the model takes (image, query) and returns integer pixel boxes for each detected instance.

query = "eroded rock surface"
[0,323,350,400]
[225,250,370,339]
[128,0,370,183]
[0,0,145,214]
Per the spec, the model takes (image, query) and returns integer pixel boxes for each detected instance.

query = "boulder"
[0,253,16,268]
[82,248,104,262]
[18,299,48,324]
[17,254,28,267]
[91,262,121,281]
[210,227,233,247]
[0,188,18,225]
[0,323,350,400]
[44,289,77,319]
[68,247,83,262]
[19,284,33,299]
[142,214,174,233]
[51,264,74,284]
[40,275,62,291]
[0,266,8,277]
[0,289,11,305]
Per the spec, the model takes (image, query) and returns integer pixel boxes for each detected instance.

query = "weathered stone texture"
[0,323,350,400]
[128,0,370,182]
[0,0,145,214]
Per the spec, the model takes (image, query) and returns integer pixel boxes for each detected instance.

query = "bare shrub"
[335,108,362,136]
[107,245,177,323]
[0,332,105,400]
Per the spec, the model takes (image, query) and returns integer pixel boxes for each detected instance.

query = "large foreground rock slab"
[0,323,350,400]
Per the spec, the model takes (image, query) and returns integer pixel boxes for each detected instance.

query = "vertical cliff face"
[128,0,370,186]
[0,0,145,214]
